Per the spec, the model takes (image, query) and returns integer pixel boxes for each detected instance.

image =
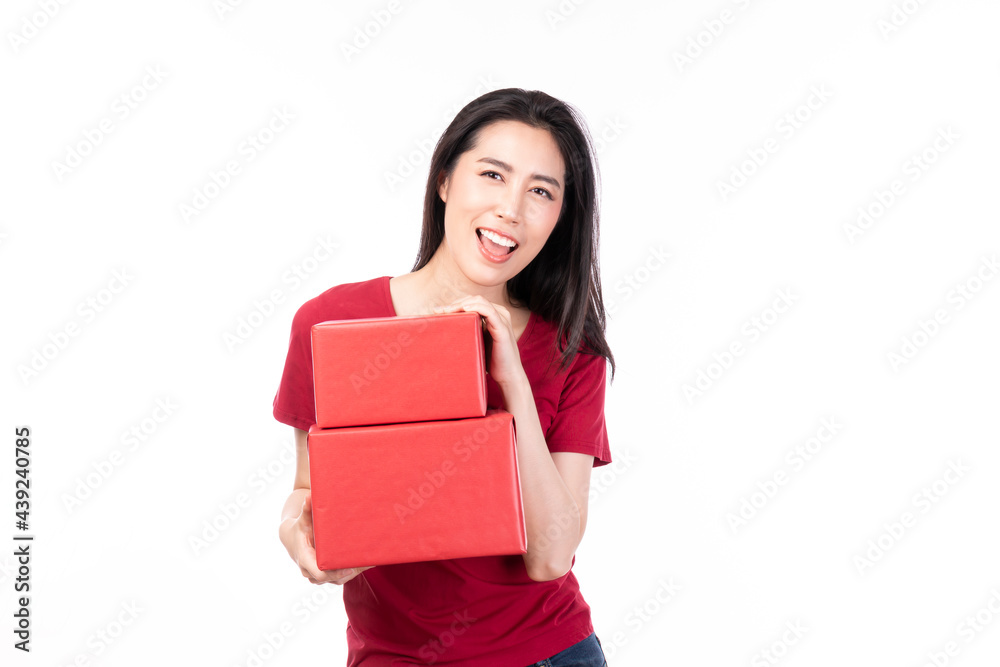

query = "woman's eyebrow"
[476,157,562,192]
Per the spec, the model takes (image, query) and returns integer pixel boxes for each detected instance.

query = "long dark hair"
[410,88,615,382]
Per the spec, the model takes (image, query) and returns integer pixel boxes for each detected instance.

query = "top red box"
[311,311,487,428]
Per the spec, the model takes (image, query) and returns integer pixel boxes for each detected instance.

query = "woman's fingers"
[289,492,377,586]
[297,495,317,549]
[302,564,374,586]
[433,296,511,339]
[324,564,375,584]
[293,521,332,582]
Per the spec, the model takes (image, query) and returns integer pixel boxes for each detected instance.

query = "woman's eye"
[481,171,552,200]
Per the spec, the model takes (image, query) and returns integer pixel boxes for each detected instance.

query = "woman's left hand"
[431,295,527,389]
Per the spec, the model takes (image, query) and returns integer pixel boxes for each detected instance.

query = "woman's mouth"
[476,227,518,263]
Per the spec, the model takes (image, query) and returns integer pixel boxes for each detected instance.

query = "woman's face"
[437,119,566,290]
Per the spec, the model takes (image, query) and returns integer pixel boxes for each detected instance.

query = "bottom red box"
[307,409,526,570]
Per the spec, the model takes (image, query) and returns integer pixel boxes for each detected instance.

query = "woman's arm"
[430,296,597,582]
[502,378,594,582]
[278,427,373,585]
[279,428,311,526]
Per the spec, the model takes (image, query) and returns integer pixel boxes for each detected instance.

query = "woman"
[274,88,616,666]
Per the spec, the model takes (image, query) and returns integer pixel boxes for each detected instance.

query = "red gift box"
[311,311,487,428]
[307,409,526,570]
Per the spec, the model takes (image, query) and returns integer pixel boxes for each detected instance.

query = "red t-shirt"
[272,275,612,666]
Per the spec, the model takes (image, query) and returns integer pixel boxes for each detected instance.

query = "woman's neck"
[415,245,511,310]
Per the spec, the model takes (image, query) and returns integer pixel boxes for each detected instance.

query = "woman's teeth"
[477,228,517,254]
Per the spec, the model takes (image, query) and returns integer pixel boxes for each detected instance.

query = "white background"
[3,1,1000,665]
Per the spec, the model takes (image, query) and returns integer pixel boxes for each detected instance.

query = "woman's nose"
[495,189,524,221]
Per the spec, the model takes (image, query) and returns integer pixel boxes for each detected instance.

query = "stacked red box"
[307,311,527,571]
[311,311,488,428]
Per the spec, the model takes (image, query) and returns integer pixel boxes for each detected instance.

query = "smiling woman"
[436,120,563,272]
[273,88,615,667]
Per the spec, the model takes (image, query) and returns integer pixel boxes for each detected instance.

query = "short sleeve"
[272,304,317,432]
[545,350,612,468]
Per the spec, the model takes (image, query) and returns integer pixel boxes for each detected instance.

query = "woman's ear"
[437,170,449,203]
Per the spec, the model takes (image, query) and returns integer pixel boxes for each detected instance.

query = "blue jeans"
[526,632,608,667]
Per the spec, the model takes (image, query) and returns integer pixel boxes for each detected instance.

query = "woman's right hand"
[279,492,374,585]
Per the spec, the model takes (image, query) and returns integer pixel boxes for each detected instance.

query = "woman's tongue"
[480,231,510,255]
